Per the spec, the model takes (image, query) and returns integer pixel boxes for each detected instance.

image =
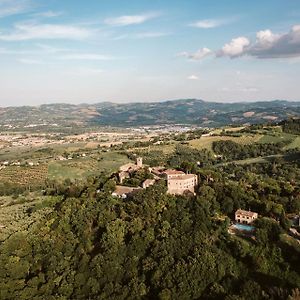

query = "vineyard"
[0,165,48,187]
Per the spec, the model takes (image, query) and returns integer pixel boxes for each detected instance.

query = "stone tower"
[136,157,143,167]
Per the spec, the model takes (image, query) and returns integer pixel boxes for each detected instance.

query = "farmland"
[1,122,300,191]
[188,134,262,151]
[0,165,48,187]
[48,152,130,180]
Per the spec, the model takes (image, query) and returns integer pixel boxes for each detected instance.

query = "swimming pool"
[233,223,254,232]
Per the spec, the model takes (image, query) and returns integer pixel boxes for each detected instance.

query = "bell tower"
[136,157,143,167]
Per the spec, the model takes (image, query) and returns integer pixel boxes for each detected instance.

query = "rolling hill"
[0,99,299,130]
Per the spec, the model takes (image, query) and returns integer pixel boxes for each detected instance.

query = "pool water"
[233,223,254,232]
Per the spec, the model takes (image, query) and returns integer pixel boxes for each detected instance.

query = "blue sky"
[0,0,300,106]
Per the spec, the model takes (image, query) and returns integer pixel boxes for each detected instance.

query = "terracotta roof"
[235,209,258,217]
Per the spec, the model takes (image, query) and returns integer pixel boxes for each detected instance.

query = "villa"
[235,209,258,224]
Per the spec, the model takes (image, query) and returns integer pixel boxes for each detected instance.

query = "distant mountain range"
[0,99,299,130]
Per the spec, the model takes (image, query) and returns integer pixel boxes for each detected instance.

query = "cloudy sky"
[0,0,300,106]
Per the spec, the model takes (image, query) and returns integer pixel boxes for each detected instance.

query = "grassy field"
[189,135,262,151]
[257,132,296,144]
[0,151,130,185]
[48,152,130,180]
[130,143,176,155]
[285,136,300,150]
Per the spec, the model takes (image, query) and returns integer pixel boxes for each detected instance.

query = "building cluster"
[113,158,261,232]
[112,157,198,198]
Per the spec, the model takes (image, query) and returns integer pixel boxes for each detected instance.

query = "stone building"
[142,179,156,189]
[164,169,198,195]
[235,209,258,224]
[112,186,141,199]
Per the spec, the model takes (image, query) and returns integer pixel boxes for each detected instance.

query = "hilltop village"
[112,157,261,235]
[113,157,198,198]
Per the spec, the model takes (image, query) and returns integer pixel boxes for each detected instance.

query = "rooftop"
[143,179,156,185]
[235,209,258,218]
[113,185,141,196]
[163,169,185,175]
[168,174,197,181]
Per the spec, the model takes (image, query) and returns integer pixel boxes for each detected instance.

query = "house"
[112,185,141,199]
[235,209,258,224]
[142,179,156,189]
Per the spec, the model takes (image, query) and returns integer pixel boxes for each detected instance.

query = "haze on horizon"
[0,0,300,106]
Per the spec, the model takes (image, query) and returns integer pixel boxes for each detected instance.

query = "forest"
[1,123,300,299]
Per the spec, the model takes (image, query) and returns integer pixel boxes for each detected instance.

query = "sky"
[0,0,300,106]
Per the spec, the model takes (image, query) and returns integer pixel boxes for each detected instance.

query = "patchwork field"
[0,152,130,188]
[257,132,296,144]
[188,135,262,150]
[48,152,130,180]
[285,136,300,150]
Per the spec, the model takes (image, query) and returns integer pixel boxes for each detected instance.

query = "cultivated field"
[48,152,130,180]
[188,135,262,151]
[0,165,48,186]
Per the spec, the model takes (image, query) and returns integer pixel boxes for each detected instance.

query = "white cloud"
[0,22,93,41]
[104,12,159,26]
[190,19,223,29]
[187,75,199,80]
[219,37,250,58]
[178,47,212,60]
[220,25,300,59]
[181,24,300,61]
[61,53,114,61]
[256,30,280,47]
[190,17,237,29]
[0,0,31,18]
[248,25,300,58]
